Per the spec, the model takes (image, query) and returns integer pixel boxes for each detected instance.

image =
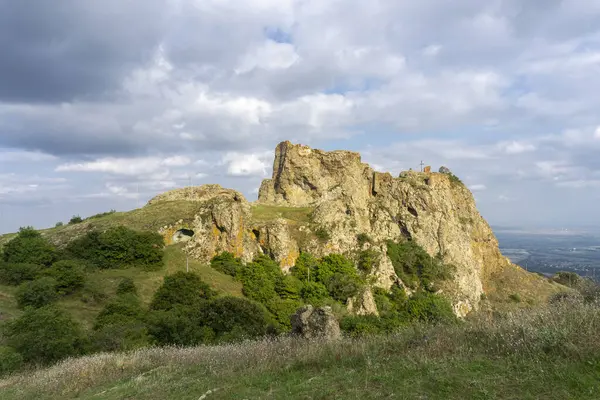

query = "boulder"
[291,305,341,340]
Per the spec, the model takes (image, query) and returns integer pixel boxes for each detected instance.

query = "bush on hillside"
[66,226,164,270]
[2,227,56,266]
[69,215,83,224]
[386,240,453,291]
[42,260,85,295]
[4,305,87,365]
[265,298,302,330]
[274,274,303,300]
[16,277,59,309]
[199,296,278,342]
[116,277,137,295]
[90,318,151,352]
[406,291,456,323]
[147,305,215,346]
[290,252,319,282]
[95,294,145,329]
[300,281,330,305]
[0,262,41,285]
[149,272,214,311]
[357,249,380,274]
[0,346,23,376]
[210,252,243,277]
[237,256,281,304]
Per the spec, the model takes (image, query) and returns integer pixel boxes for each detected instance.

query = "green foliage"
[552,271,582,287]
[300,281,330,305]
[2,227,56,266]
[55,222,64,228]
[4,305,87,365]
[147,297,275,346]
[199,297,277,342]
[42,260,85,295]
[386,240,453,291]
[88,210,116,220]
[0,262,41,285]
[265,298,302,330]
[275,274,302,300]
[92,293,150,352]
[314,227,331,242]
[16,277,59,309]
[66,226,164,270]
[0,346,23,376]
[116,277,137,295]
[327,273,362,302]
[509,293,522,303]
[290,252,319,282]
[357,249,380,274]
[95,294,145,328]
[69,215,83,224]
[149,272,214,311]
[448,173,463,185]
[406,291,456,323]
[356,233,372,247]
[210,252,243,277]
[237,255,281,304]
[318,254,363,302]
[146,305,214,346]
[340,314,389,337]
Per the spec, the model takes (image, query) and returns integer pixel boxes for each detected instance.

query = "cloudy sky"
[1,0,600,233]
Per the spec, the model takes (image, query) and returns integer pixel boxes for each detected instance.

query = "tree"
[149,272,214,311]
[0,346,23,376]
[116,277,137,295]
[0,263,41,285]
[210,252,243,276]
[16,277,58,309]
[4,306,87,364]
[2,227,56,266]
[42,260,85,295]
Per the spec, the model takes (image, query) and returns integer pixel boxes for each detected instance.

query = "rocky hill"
[149,141,561,316]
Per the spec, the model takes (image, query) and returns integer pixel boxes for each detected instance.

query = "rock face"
[291,305,341,340]
[148,141,557,317]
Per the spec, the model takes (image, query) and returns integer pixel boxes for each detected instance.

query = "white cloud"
[469,184,487,192]
[56,156,192,176]
[499,141,536,154]
[222,152,270,177]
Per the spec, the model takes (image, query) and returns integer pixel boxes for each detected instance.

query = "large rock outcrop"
[148,141,559,316]
[291,305,341,340]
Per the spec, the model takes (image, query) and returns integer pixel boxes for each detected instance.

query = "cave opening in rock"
[172,228,195,243]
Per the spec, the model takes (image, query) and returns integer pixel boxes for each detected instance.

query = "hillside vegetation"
[1,301,599,399]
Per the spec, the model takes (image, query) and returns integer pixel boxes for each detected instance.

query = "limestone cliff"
[149,141,560,316]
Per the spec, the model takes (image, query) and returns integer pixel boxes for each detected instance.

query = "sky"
[1,0,600,233]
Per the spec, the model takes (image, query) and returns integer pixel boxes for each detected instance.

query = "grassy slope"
[2,302,599,399]
[0,245,242,328]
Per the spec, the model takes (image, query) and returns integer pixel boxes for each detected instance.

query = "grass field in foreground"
[1,301,599,400]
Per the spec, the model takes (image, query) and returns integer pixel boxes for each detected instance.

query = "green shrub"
[2,227,56,266]
[275,275,303,300]
[386,240,453,291]
[88,210,116,220]
[147,305,215,346]
[448,173,463,185]
[237,256,281,304]
[406,291,456,323]
[300,281,330,305]
[356,233,372,247]
[90,318,151,352]
[509,293,522,303]
[317,254,363,301]
[4,305,87,365]
[552,271,582,287]
[66,226,164,270]
[290,252,319,282]
[16,277,59,309]
[55,222,64,228]
[149,272,214,311]
[69,215,83,224]
[199,296,277,341]
[0,346,23,376]
[357,249,380,274]
[116,277,137,295]
[314,227,331,242]
[0,262,41,285]
[327,273,362,302]
[210,252,243,277]
[79,280,108,305]
[265,298,302,330]
[95,294,145,328]
[340,315,385,337]
[42,260,85,295]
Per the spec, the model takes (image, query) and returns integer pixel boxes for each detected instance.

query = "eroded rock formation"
[148,141,558,316]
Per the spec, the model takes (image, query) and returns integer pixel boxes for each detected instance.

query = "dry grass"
[2,301,599,399]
